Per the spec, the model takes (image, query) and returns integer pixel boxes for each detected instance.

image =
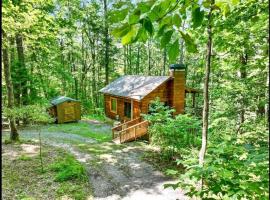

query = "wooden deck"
[111,118,149,144]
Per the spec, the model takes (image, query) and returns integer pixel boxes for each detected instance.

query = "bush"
[166,119,269,199]
[49,155,87,182]
[144,98,201,160]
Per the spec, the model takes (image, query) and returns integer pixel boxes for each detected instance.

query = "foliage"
[49,154,87,182]
[165,119,269,199]
[3,105,54,124]
[2,143,91,200]
[144,98,201,160]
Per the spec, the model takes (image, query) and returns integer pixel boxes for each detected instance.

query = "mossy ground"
[2,141,92,200]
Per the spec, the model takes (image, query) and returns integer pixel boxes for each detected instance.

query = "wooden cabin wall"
[104,94,141,121]
[141,80,172,114]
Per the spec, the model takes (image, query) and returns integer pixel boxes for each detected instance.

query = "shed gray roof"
[99,75,171,101]
[51,96,79,106]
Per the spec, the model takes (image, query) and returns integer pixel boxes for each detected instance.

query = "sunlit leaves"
[112,23,131,38]
[192,7,204,28]
[172,13,181,27]
[135,26,148,42]
[128,9,141,24]
[168,39,179,62]
[160,30,173,48]
[121,25,138,45]
[109,8,129,23]
[180,31,197,53]
[140,17,154,36]
[137,0,155,13]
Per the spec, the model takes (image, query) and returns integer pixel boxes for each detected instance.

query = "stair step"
[112,138,121,144]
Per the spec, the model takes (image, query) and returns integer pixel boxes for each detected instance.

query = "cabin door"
[124,102,132,119]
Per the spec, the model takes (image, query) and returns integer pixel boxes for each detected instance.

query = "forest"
[2,0,269,199]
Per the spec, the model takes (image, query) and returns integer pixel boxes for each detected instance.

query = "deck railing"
[118,120,149,143]
[112,118,141,139]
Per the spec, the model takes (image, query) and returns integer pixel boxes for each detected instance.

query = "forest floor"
[2,120,188,200]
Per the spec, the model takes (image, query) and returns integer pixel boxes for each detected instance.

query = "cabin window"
[124,102,131,118]
[110,98,117,113]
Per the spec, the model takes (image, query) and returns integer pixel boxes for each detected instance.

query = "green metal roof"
[50,96,79,106]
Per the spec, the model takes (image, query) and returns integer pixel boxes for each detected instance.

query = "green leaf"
[215,2,231,16]
[192,7,204,28]
[109,8,129,23]
[160,15,172,27]
[231,0,240,5]
[121,25,138,45]
[148,4,163,21]
[156,24,167,38]
[135,26,148,42]
[180,31,197,53]
[137,1,155,13]
[160,30,173,48]
[112,23,131,38]
[164,183,179,190]
[172,13,182,27]
[166,169,178,175]
[140,18,154,36]
[129,9,141,24]
[168,39,179,62]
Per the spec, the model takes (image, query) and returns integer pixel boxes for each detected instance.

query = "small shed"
[48,96,81,124]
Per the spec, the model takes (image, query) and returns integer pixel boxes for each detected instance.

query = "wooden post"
[134,126,137,140]
[131,99,134,120]
[112,129,114,139]
[120,132,122,143]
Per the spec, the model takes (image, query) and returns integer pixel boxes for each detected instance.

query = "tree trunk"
[3,32,19,141]
[103,0,109,84]
[15,34,28,106]
[163,49,166,75]
[266,65,269,125]
[123,46,127,74]
[148,40,151,75]
[239,53,247,126]
[136,45,140,74]
[129,44,132,74]
[198,0,213,188]
[179,20,185,64]
[10,37,21,126]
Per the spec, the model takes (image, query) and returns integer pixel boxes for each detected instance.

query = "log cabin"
[100,64,200,121]
[99,64,201,143]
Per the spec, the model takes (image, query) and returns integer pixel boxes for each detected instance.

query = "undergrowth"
[49,154,87,182]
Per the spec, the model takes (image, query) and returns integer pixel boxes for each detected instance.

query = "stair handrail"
[112,117,141,131]
[118,120,148,134]
[119,120,149,143]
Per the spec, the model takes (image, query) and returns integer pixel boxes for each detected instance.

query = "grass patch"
[56,182,91,200]
[82,114,112,123]
[49,154,87,182]
[76,142,126,155]
[18,154,32,161]
[47,122,111,142]
[2,143,92,200]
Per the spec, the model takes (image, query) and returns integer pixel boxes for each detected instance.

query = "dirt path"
[2,122,188,200]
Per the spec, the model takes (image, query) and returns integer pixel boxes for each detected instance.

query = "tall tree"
[103,0,110,84]
[198,0,214,182]
[2,31,19,141]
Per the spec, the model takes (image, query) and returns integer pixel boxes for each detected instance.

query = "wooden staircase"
[111,118,149,144]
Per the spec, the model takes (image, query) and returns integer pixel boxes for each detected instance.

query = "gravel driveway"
[2,121,188,200]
